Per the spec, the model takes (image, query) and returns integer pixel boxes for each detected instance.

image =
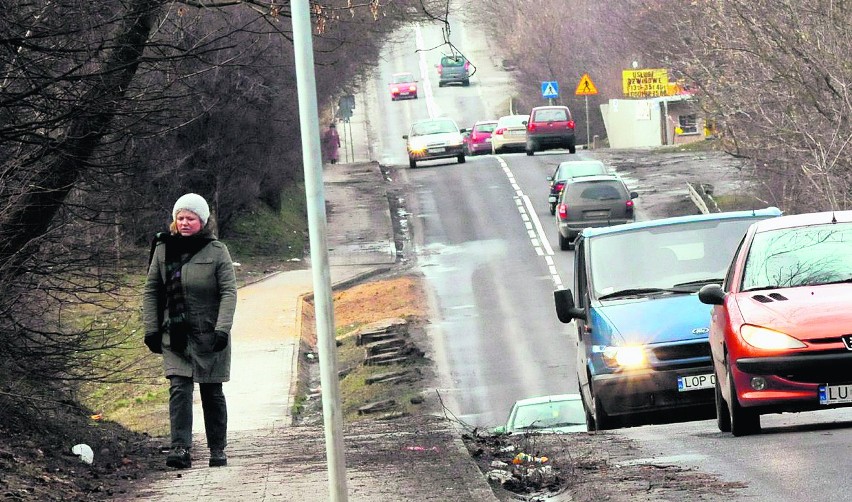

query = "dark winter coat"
[142,238,237,382]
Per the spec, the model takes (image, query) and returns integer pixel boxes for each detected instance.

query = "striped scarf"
[163,233,214,353]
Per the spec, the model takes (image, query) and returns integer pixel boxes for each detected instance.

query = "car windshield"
[741,222,852,290]
[534,108,569,122]
[410,120,458,136]
[392,73,414,83]
[555,161,607,181]
[441,56,466,67]
[499,115,528,128]
[510,401,584,430]
[475,123,497,133]
[588,217,767,299]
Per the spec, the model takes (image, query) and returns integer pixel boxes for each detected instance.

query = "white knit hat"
[172,193,210,226]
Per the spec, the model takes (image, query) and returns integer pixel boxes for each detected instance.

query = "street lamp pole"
[290,2,348,501]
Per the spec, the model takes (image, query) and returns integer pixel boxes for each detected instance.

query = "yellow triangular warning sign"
[575,73,598,96]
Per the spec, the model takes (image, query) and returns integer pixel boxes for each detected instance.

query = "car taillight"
[391,86,399,93]
[409,84,417,91]
[437,65,443,75]
[626,199,634,214]
[557,203,568,219]
[464,61,470,70]
[567,120,575,130]
[494,128,505,135]
[527,123,536,132]
[554,182,565,192]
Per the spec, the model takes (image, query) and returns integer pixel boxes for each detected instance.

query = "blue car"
[554,207,782,430]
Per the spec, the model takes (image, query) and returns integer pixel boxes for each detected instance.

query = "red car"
[699,210,852,436]
[389,72,418,101]
[463,120,497,156]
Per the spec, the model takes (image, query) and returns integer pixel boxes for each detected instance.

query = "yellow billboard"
[622,69,669,98]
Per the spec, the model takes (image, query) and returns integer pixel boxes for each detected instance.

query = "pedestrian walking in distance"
[142,193,237,469]
[322,122,341,164]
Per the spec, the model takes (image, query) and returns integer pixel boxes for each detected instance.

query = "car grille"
[651,341,711,362]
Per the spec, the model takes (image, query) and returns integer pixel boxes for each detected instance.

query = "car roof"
[513,394,581,407]
[562,174,622,183]
[531,105,569,111]
[750,209,852,232]
[582,207,783,239]
[557,159,605,168]
[411,117,457,125]
[474,119,498,125]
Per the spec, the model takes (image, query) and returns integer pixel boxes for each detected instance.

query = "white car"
[494,394,586,434]
[491,114,529,154]
[403,118,467,169]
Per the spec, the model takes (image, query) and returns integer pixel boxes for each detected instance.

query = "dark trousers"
[168,375,228,451]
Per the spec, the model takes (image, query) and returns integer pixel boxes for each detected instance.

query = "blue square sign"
[541,81,559,99]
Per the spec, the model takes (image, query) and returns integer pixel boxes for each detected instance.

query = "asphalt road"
[363,10,852,502]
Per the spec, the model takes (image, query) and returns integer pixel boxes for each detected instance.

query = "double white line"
[495,156,564,289]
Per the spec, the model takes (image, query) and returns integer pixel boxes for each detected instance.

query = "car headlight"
[408,140,427,153]
[740,325,806,350]
[601,345,647,369]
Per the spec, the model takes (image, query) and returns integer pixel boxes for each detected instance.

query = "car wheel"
[715,368,731,433]
[582,394,597,431]
[409,158,416,169]
[457,154,465,164]
[593,393,614,430]
[727,362,760,436]
[558,231,570,251]
[438,82,444,88]
[549,203,556,215]
[463,79,470,86]
[525,149,534,156]
[568,141,576,154]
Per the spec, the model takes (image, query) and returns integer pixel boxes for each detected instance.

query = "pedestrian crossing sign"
[575,74,598,96]
[541,81,559,99]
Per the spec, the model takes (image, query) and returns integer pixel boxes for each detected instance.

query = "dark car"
[554,174,636,250]
[546,160,609,214]
[403,118,467,169]
[437,55,470,87]
[554,208,783,430]
[698,210,852,436]
[463,120,497,156]
[526,105,576,155]
[389,72,418,100]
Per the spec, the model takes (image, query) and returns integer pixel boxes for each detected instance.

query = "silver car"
[555,174,638,250]
[403,118,467,169]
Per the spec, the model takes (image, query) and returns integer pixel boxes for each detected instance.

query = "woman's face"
[175,210,203,236]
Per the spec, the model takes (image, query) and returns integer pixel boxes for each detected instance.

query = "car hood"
[592,294,710,345]
[409,132,462,144]
[733,284,852,340]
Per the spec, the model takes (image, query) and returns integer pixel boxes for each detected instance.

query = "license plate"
[548,196,557,203]
[427,147,444,153]
[819,384,852,404]
[678,373,715,391]
[584,210,610,219]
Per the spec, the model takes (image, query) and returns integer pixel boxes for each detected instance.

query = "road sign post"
[575,73,598,149]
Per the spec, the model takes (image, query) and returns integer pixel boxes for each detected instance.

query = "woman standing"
[142,193,237,469]
[322,122,341,164]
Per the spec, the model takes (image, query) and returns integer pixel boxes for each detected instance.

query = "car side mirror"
[554,289,586,323]
[522,121,528,126]
[630,191,639,199]
[402,134,409,140]
[546,176,554,181]
[459,128,468,133]
[698,284,725,305]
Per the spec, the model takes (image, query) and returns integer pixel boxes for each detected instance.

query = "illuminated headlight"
[740,325,806,350]
[602,345,647,369]
[408,140,427,153]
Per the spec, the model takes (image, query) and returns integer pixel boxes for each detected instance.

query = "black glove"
[213,331,229,352]
[144,332,162,354]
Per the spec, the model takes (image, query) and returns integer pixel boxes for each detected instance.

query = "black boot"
[166,447,191,469]
[209,449,227,467]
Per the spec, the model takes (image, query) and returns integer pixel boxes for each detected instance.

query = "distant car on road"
[554,207,783,431]
[494,394,586,434]
[437,55,470,87]
[526,105,576,155]
[546,159,610,214]
[491,114,529,154]
[554,174,637,250]
[698,210,852,436]
[463,120,497,156]
[389,72,418,100]
[403,118,467,169]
